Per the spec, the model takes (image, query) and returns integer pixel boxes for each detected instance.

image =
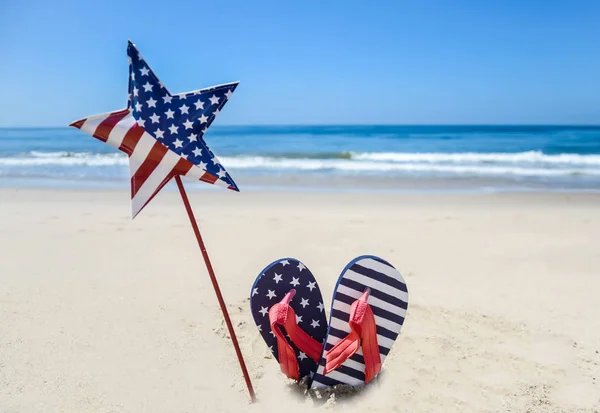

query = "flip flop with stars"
[250,258,328,382]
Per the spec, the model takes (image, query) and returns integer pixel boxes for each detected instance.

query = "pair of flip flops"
[250,255,409,388]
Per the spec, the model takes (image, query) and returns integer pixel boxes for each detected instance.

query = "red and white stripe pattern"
[70,108,230,217]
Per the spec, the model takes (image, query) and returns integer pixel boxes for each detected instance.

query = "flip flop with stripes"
[250,258,328,382]
[310,255,408,388]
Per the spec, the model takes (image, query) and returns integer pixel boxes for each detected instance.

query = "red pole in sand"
[174,176,256,402]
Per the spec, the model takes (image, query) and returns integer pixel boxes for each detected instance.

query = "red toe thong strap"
[323,288,382,384]
[268,289,324,380]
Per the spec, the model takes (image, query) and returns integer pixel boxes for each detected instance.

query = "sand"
[1,187,599,412]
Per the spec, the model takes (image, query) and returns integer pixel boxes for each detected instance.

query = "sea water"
[1,125,599,191]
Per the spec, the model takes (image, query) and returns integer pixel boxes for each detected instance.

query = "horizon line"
[1,123,600,129]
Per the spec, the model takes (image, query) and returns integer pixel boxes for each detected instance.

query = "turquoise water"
[1,125,600,190]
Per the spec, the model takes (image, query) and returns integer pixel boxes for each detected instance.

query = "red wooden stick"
[174,176,256,402]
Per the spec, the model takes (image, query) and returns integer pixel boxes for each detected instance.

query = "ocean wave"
[2,151,600,178]
[351,151,600,165]
[2,149,600,165]
[261,151,353,160]
[218,156,600,177]
[224,150,600,164]
[0,152,127,166]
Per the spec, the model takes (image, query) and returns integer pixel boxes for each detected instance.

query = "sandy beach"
[1,187,599,412]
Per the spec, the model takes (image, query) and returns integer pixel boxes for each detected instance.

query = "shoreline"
[3,185,600,203]
[1,173,600,194]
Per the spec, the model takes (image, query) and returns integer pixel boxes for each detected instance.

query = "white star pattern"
[213,108,220,118]
[168,124,178,134]
[217,169,227,178]
[188,133,197,142]
[165,109,175,119]
[135,102,142,112]
[198,160,207,170]
[142,82,153,92]
[154,129,164,139]
[180,104,189,114]
[150,113,160,123]
[317,302,324,312]
[209,95,220,105]
[257,324,262,332]
[250,258,328,379]
[133,87,139,97]
[137,119,146,128]
[140,67,150,76]
[225,89,233,99]
[194,99,204,110]
[146,97,157,108]
[163,95,173,104]
[173,139,183,148]
[183,119,194,130]
[259,306,268,317]
[252,288,259,297]
[297,262,306,271]
[199,114,208,124]
[192,148,202,157]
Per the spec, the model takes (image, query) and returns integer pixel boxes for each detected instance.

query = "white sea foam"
[2,151,600,178]
[0,152,127,166]
[218,156,600,177]
[351,151,600,165]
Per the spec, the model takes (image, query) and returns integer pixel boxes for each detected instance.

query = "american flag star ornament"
[69,40,239,218]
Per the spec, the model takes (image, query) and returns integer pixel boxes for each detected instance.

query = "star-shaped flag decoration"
[69,41,239,218]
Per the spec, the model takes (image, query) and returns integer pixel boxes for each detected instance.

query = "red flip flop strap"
[268,299,324,380]
[323,291,382,384]
[270,320,300,380]
[323,330,361,375]
[360,305,382,384]
[284,309,323,362]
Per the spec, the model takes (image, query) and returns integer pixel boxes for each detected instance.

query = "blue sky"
[1,0,599,126]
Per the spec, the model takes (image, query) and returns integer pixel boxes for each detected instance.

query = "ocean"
[1,125,600,192]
